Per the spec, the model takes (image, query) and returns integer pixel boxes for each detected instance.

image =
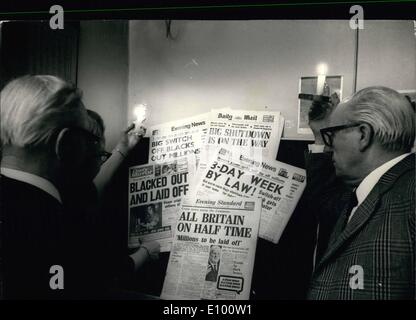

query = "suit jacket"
[205,261,220,282]
[305,153,415,300]
[1,175,133,299]
[1,175,66,299]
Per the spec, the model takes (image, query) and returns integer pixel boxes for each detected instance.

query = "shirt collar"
[355,153,411,205]
[1,167,62,204]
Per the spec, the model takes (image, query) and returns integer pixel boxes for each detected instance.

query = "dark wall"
[77,21,129,151]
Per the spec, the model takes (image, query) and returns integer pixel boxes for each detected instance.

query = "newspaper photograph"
[161,196,261,300]
[128,156,196,252]
[148,112,210,168]
[200,108,284,169]
[193,147,306,244]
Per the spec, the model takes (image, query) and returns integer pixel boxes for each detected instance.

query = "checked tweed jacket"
[305,152,415,300]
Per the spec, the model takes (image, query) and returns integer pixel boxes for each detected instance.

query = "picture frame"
[297,75,343,135]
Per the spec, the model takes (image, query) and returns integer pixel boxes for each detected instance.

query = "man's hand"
[140,241,160,261]
[129,240,160,270]
[308,92,340,145]
[330,92,340,107]
[115,123,146,156]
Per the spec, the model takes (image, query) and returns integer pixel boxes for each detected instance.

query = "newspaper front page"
[161,196,261,300]
[148,113,210,168]
[193,148,306,244]
[199,109,284,170]
[128,156,195,252]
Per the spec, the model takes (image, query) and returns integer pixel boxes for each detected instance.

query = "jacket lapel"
[315,153,415,271]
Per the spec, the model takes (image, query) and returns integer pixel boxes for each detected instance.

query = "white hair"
[1,75,87,148]
[346,86,415,152]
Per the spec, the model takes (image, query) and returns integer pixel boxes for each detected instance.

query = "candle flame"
[316,63,328,76]
[133,104,147,124]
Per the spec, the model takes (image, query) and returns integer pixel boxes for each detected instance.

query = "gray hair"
[1,75,87,148]
[346,86,415,152]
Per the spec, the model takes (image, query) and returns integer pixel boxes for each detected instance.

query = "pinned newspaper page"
[199,109,284,170]
[128,156,196,252]
[161,196,261,300]
[193,147,306,244]
[148,112,210,168]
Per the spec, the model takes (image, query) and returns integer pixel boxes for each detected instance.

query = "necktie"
[314,191,355,263]
[341,190,358,230]
[327,190,358,248]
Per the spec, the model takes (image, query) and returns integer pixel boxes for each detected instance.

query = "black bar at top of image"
[0,0,416,20]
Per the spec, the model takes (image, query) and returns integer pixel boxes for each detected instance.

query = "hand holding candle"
[132,104,148,131]
[114,104,149,156]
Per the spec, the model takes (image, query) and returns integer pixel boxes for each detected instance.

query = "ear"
[358,123,373,152]
[55,128,85,165]
[55,128,70,160]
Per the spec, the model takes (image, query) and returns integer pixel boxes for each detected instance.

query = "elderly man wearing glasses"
[305,86,415,300]
[0,75,159,299]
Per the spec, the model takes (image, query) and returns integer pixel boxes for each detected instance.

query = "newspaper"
[161,196,261,300]
[148,113,210,168]
[200,109,284,169]
[128,156,196,252]
[193,148,306,244]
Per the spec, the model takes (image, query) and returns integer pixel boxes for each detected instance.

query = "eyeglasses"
[98,151,112,164]
[320,123,362,148]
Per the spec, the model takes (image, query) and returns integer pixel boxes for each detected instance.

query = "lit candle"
[133,104,148,128]
[316,63,328,95]
[317,75,326,95]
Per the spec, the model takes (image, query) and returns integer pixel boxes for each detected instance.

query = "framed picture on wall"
[297,75,343,135]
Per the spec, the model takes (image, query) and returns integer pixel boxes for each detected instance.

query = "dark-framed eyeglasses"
[320,123,362,148]
[98,151,112,164]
